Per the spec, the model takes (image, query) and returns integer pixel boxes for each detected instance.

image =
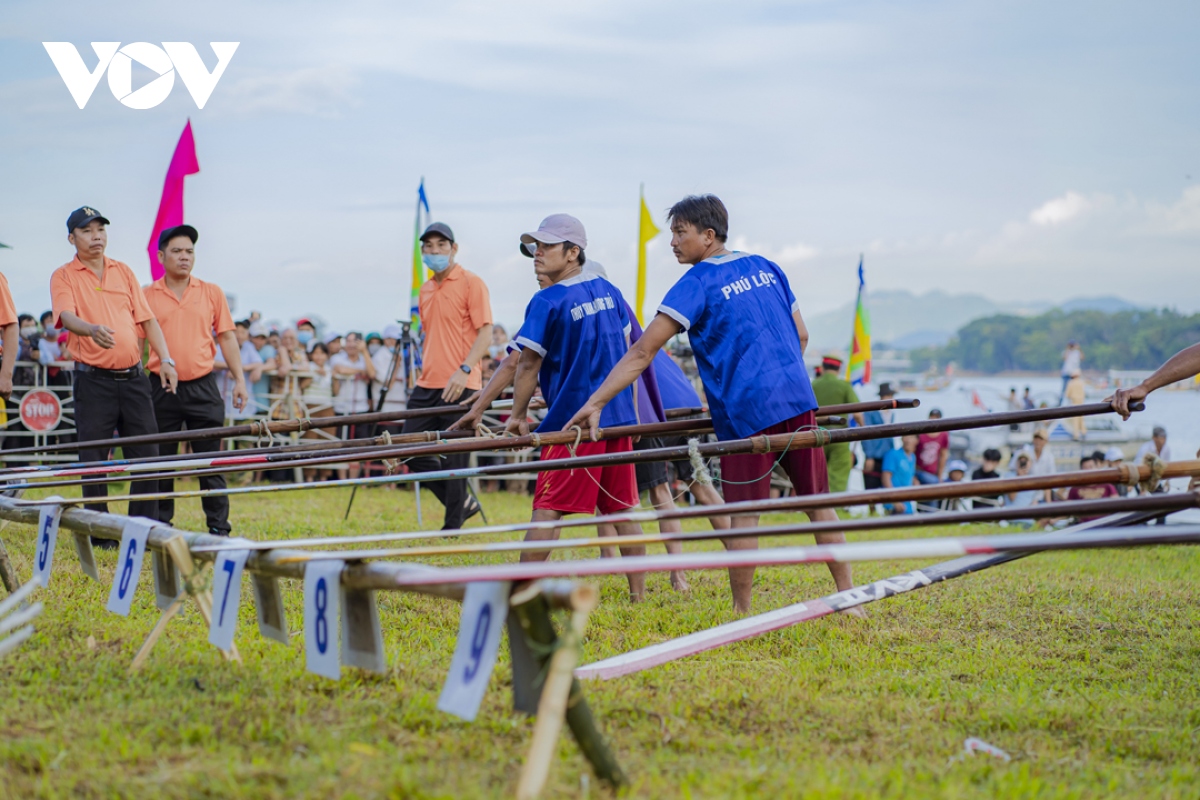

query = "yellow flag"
[636,185,660,324]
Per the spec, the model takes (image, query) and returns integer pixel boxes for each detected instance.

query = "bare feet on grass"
[670,571,690,593]
[838,605,868,619]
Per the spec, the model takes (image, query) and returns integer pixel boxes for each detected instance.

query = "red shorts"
[720,411,829,503]
[533,436,638,515]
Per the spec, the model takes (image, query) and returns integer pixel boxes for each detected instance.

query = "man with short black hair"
[564,194,860,613]
[402,222,493,529]
[143,224,247,535]
[50,207,178,527]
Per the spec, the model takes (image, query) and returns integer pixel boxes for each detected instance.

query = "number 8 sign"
[304,560,343,680]
[438,581,510,721]
[106,519,153,616]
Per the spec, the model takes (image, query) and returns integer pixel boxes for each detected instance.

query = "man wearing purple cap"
[505,214,648,600]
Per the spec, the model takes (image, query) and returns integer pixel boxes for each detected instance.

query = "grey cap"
[248,321,268,338]
[420,222,455,243]
[520,213,587,255]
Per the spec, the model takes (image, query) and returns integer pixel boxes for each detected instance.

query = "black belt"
[74,363,144,380]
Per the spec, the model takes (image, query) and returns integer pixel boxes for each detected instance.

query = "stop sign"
[19,390,62,432]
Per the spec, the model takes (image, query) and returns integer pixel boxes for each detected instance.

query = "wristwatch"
[163,357,176,368]
[459,364,472,375]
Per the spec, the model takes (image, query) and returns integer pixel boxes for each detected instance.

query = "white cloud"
[214,66,358,115]
[1029,191,1092,226]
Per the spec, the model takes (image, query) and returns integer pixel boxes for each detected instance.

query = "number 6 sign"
[438,581,510,721]
[106,519,154,616]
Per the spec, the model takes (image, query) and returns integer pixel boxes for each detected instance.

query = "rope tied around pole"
[750,435,771,454]
[1117,462,1140,488]
[378,431,401,475]
[1140,453,1167,495]
[566,426,584,459]
[686,438,715,487]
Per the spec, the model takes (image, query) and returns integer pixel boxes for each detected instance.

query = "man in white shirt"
[1134,426,1172,496]
[1019,427,1057,502]
[371,323,408,413]
[331,331,376,416]
[214,319,262,420]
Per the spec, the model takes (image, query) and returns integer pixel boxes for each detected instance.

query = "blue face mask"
[423,253,451,273]
[297,330,313,345]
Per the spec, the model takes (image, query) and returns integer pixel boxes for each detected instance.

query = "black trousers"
[401,385,476,528]
[151,373,231,534]
[73,369,159,520]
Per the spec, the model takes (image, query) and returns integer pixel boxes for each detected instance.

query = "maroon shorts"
[533,436,637,515]
[720,410,829,503]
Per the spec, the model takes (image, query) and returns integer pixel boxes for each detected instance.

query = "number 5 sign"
[438,581,510,721]
[32,501,64,587]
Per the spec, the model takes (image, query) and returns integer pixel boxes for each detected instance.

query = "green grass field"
[1,480,1198,799]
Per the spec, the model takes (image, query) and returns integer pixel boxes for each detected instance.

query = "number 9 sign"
[438,581,510,721]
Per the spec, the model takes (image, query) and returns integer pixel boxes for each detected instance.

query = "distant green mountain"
[805,291,1142,355]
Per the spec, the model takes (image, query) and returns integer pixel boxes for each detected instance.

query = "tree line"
[907,308,1200,373]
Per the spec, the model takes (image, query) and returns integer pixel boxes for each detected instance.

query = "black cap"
[877,382,895,398]
[66,206,110,232]
[157,224,199,251]
[419,222,455,243]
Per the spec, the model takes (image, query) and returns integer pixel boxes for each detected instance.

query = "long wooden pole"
[271,491,1198,563]
[0,398,907,477]
[192,458,1194,554]
[16,400,1140,507]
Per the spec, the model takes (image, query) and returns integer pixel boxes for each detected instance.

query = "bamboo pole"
[12,401,1137,507]
[272,491,1198,563]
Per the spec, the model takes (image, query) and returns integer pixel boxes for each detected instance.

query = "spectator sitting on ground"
[1104,446,1129,496]
[1004,454,1042,528]
[882,434,919,515]
[934,459,969,511]
[970,448,1004,508]
[1134,426,1171,495]
[1066,453,1118,521]
[915,409,949,484]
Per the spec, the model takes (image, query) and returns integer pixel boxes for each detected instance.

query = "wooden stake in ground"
[512,583,624,799]
[130,534,240,671]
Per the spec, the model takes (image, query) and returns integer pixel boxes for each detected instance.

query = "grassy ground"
[1,479,1198,799]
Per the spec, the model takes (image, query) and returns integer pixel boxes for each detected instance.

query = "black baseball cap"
[66,206,110,232]
[157,224,199,251]
[419,222,455,243]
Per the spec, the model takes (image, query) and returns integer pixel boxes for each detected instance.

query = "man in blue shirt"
[882,435,919,514]
[564,194,861,613]
[860,382,899,492]
[506,214,648,601]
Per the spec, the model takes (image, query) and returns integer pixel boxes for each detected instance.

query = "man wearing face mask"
[401,222,494,529]
[296,318,317,352]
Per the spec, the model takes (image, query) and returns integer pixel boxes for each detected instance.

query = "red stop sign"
[19,390,62,432]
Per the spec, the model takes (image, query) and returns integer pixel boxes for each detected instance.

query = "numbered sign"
[304,560,343,680]
[341,586,385,674]
[152,548,181,610]
[252,572,289,644]
[438,581,510,721]
[106,519,153,616]
[32,502,64,587]
[208,548,250,653]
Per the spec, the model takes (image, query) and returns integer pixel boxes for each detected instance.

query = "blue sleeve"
[514,295,551,357]
[774,262,799,313]
[658,272,705,331]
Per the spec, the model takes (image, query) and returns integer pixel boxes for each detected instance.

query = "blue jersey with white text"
[658,252,817,439]
[514,272,637,432]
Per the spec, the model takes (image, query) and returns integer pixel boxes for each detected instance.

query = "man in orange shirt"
[51,206,178,529]
[0,272,19,401]
[144,225,248,536]
[401,222,493,529]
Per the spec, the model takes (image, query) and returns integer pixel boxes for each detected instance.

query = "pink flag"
[147,120,200,281]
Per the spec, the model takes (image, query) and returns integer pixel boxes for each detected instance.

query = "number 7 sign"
[208,548,250,653]
[438,581,510,721]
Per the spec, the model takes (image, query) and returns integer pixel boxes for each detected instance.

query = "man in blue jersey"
[564,195,862,613]
[505,215,648,600]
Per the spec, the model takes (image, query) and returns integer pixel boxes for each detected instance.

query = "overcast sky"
[2,0,1198,337]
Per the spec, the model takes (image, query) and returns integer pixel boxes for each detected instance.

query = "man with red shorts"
[565,194,862,613]
[506,214,648,600]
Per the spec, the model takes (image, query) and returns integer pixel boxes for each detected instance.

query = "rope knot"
[1140,453,1167,495]
[1117,462,1139,488]
[566,426,583,458]
[687,438,714,487]
[378,430,401,474]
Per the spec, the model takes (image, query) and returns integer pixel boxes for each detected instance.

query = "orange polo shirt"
[143,276,235,381]
[51,256,155,370]
[417,264,493,390]
[0,273,17,327]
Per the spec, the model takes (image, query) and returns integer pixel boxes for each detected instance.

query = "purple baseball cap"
[519,213,587,257]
